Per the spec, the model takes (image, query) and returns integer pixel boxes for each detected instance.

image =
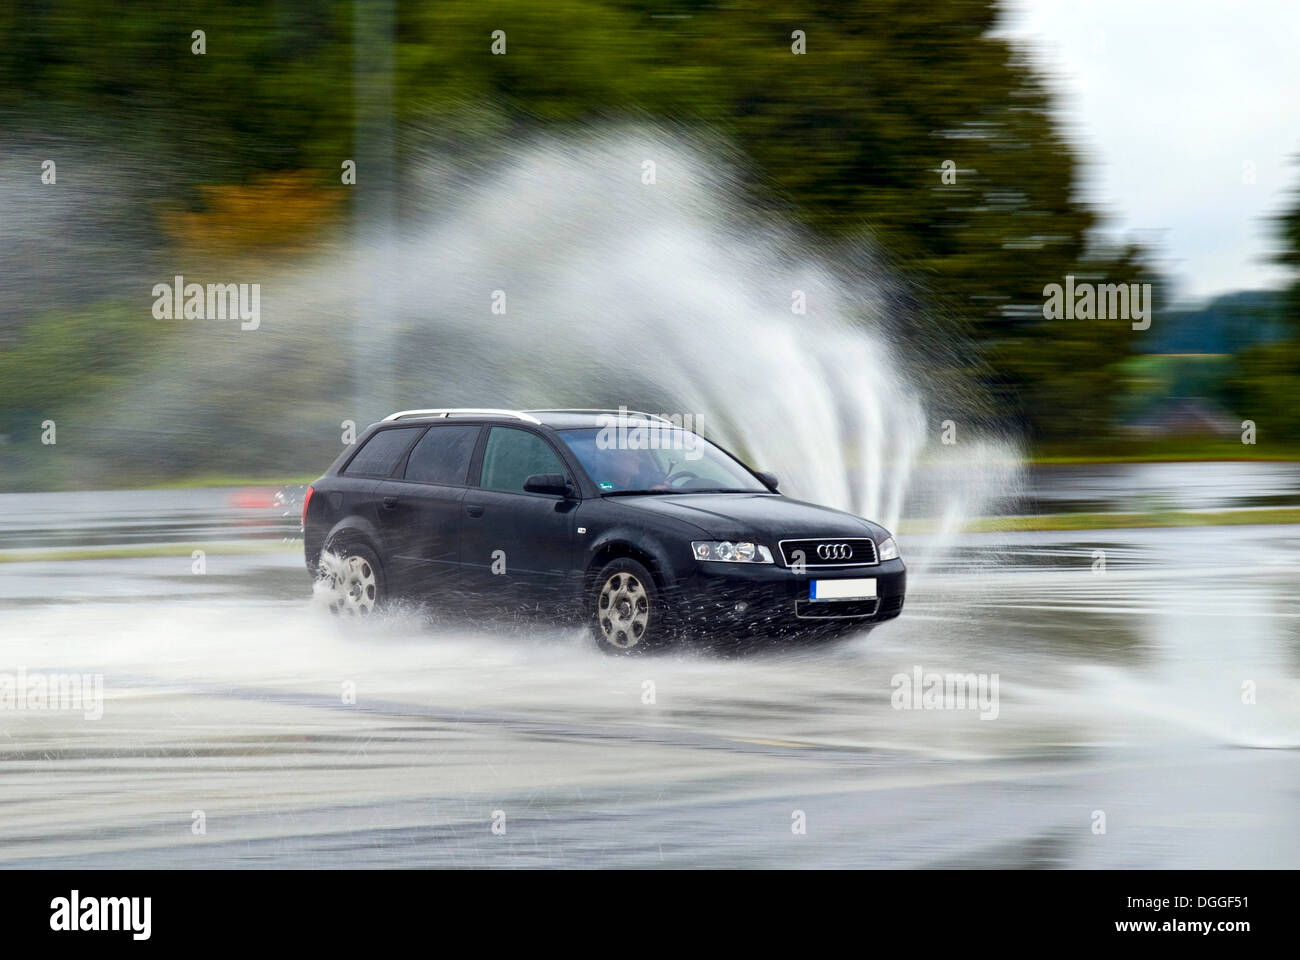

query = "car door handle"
[382,496,398,509]
[465,504,485,518]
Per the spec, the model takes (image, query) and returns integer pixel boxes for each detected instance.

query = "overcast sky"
[997,0,1300,303]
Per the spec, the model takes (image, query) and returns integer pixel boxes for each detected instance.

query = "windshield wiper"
[602,487,765,497]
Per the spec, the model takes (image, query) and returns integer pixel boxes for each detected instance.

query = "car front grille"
[778,537,878,568]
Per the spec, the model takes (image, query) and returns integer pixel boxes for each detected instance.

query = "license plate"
[810,578,876,601]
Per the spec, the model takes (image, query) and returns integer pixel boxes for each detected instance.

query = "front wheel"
[317,540,385,617]
[589,558,665,654]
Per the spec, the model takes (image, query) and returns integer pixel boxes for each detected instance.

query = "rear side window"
[403,425,479,485]
[479,427,567,494]
[342,427,421,477]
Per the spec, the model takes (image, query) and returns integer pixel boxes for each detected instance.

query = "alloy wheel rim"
[329,555,377,616]
[598,572,649,648]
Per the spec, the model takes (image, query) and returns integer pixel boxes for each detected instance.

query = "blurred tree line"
[1225,169,1300,442]
[0,0,1218,448]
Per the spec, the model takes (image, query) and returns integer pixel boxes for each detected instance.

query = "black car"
[303,409,905,652]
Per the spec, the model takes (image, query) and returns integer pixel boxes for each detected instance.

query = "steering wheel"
[665,470,701,488]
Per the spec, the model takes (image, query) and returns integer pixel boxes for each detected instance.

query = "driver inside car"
[608,449,671,491]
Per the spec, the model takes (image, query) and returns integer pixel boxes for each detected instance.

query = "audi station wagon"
[303,409,905,652]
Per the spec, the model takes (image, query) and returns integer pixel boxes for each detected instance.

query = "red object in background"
[301,485,314,527]
[229,487,278,509]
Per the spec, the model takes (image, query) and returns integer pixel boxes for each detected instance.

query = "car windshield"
[557,427,768,494]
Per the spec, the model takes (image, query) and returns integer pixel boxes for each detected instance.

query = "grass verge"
[899,507,1300,535]
[0,540,300,563]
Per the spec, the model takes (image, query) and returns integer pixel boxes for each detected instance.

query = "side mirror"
[524,473,572,497]
[755,471,779,491]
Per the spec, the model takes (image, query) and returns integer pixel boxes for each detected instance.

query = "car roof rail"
[382,408,542,424]
[526,408,675,424]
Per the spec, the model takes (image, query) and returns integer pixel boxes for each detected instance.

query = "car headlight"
[692,541,774,563]
[877,536,900,562]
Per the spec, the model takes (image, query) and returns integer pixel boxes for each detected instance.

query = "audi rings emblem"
[816,543,853,560]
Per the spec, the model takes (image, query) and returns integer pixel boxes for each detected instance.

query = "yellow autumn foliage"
[160,173,343,256]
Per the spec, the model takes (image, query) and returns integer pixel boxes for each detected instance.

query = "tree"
[2,0,1151,444]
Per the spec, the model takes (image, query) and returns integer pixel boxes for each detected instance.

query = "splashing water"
[95,130,1022,567]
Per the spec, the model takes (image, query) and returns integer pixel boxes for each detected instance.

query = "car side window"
[403,425,479,485]
[478,427,567,494]
[342,427,422,477]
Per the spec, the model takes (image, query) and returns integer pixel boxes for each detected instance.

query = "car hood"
[608,492,888,540]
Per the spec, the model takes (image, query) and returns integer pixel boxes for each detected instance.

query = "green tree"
[1225,156,1300,442]
[2,0,1154,444]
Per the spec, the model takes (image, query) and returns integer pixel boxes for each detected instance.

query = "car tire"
[589,558,664,654]
[317,539,386,617]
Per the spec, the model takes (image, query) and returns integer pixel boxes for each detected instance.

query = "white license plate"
[810,578,876,601]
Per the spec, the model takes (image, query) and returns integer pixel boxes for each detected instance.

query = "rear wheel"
[589,558,663,654]
[317,540,385,617]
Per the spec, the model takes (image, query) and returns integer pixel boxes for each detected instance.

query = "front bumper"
[667,558,906,635]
